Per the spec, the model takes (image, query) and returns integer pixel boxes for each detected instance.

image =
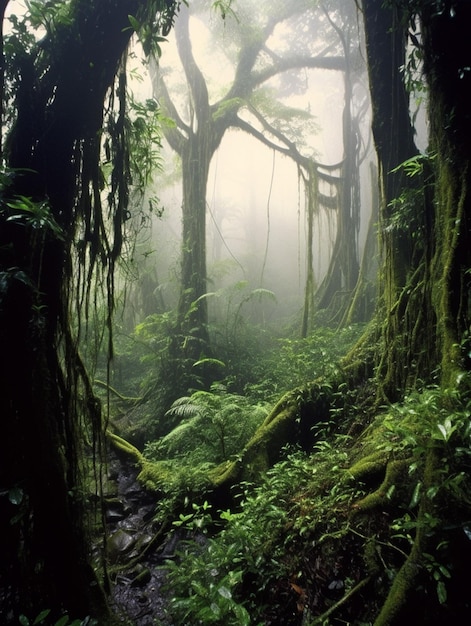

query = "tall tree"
[151,0,351,381]
[420,0,471,387]
[357,0,471,616]
[360,0,435,400]
[0,1,179,621]
[315,0,370,322]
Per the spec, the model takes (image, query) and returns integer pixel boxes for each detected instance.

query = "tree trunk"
[421,1,471,386]
[156,5,228,389]
[316,7,362,319]
[361,0,436,399]
[0,0,178,620]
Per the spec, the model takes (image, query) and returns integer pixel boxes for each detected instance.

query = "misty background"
[120,0,376,333]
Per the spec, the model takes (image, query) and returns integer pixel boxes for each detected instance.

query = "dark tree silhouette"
[0,1,179,621]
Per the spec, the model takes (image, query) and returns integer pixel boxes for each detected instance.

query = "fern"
[165,396,203,419]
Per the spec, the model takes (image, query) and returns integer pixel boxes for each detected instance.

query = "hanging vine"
[0,0,180,620]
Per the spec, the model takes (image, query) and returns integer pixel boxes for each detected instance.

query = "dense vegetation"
[1,1,471,625]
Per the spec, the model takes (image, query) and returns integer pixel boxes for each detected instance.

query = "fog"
[3,0,375,329]
[128,0,373,328]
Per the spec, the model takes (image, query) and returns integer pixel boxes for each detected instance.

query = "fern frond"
[165,397,202,419]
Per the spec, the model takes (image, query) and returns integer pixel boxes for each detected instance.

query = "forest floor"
[105,456,177,626]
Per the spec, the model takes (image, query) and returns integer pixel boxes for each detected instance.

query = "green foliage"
[211,0,236,21]
[18,610,96,626]
[164,544,251,626]
[244,324,366,402]
[160,444,352,626]
[126,13,168,57]
[161,439,365,625]
[127,94,165,197]
[159,378,471,624]
[24,0,73,33]
[3,196,64,240]
[144,385,269,465]
[172,499,214,532]
[386,152,436,238]
[390,152,436,179]
[247,88,320,156]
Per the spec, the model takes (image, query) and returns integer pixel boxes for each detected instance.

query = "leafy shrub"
[243,323,366,402]
[144,384,269,466]
[161,440,364,625]
[161,380,471,624]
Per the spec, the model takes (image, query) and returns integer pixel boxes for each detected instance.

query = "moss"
[107,431,175,492]
[373,539,424,626]
[348,450,390,482]
[371,445,440,625]
[107,431,144,464]
[352,458,409,513]
[137,460,174,492]
[208,385,323,489]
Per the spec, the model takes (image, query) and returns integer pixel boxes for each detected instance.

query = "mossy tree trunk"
[355,4,471,618]
[361,0,437,400]
[361,0,471,396]
[0,1,178,621]
[421,2,471,387]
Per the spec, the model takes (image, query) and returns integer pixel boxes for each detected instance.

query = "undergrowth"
[104,315,471,623]
[158,382,471,625]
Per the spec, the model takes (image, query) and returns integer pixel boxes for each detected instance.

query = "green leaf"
[33,610,51,624]
[210,602,221,616]
[436,423,448,441]
[409,481,422,508]
[193,358,226,369]
[19,616,30,626]
[233,603,251,625]
[437,580,447,604]
[218,585,232,599]
[128,14,141,32]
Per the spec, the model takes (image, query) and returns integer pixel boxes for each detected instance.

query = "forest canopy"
[1,1,471,625]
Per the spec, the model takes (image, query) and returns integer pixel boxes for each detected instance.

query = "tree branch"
[175,4,210,127]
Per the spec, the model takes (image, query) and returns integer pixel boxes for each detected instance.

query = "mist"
[124,0,374,333]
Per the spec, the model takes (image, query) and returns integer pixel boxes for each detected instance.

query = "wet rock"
[105,455,172,625]
[105,497,132,522]
[108,528,136,563]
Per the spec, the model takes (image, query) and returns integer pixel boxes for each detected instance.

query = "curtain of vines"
[0,0,180,619]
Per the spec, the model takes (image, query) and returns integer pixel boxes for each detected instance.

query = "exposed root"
[351,457,410,512]
[372,447,438,625]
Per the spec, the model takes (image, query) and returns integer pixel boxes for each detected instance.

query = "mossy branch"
[373,447,438,625]
[95,379,142,403]
[351,457,409,512]
[209,388,307,488]
[106,430,174,492]
[107,430,144,464]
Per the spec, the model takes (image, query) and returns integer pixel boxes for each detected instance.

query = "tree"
[151,0,362,383]
[314,0,371,324]
[360,0,433,401]
[98,1,471,622]
[0,1,179,621]
[359,0,471,399]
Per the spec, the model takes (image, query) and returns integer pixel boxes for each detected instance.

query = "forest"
[0,0,470,625]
